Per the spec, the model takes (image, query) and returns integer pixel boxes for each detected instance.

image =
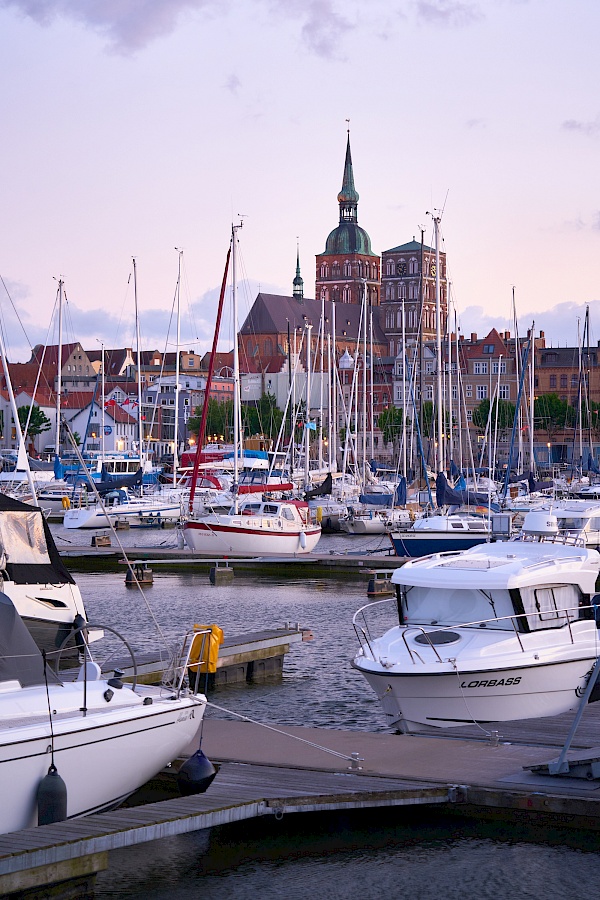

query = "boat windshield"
[556,516,587,531]
[399,585,515,629]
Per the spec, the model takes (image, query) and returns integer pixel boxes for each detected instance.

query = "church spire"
[337,132,359,225]
[293,242,304,301]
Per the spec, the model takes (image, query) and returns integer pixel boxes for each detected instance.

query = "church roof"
[322,223,377,257]
[239,293,387,346]
[383,240,435,254]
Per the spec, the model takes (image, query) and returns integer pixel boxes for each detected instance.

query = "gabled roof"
[86,348,133,376]
[30,343,83,368]
[458,328,508,359]
[383,240,435,254]
[239,293,387,346]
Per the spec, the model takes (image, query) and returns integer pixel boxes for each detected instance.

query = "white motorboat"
[0,490,97,659]
[353,511,600,733]
[184,496,321,556]
[0,594,207,834]
[340,505,413,535]
[63,487,182,529]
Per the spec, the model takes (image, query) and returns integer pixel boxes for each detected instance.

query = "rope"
[206,699,358,763]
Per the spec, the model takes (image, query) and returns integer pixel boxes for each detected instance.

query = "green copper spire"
[337,133,359,223]
[293,243,304,301]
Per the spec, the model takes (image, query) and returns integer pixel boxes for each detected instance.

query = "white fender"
[299,531,307,549]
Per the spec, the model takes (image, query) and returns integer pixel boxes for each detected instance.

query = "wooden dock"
[5,705,600,897]
[58,546,403,576]
[0,764,447,897]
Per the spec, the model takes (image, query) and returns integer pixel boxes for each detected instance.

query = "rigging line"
[0,274,36,351]
[60,415,175,661]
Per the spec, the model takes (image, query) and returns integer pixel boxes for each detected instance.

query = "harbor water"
[50,526,600,898]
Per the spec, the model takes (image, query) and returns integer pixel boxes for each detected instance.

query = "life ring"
[61,496,71,510]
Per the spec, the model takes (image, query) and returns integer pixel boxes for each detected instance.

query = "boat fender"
[299,531,307,549]
[61,495,70,510]
[37,764,67,825]
[177,749,218,796]
[73,614,88,653]
[316,506,323,523]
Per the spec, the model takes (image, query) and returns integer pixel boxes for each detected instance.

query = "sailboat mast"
[132,259,144,474]
[55,278,63,456]
[305,323,313,489]
[331,298,337,468]
[401,300,407,479]
[362,281,367,484]
[232,224,241,504]
[430,212,443,472]
[529,320,535,475]
[0,318,37,502]
[319,291,324,473]
[173,249,183,487]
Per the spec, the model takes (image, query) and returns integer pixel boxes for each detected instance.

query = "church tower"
[315,134,380,307]
[292,245,304,301]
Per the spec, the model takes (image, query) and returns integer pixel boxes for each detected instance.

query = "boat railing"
[353,597,597,666]
[168,627,216,695]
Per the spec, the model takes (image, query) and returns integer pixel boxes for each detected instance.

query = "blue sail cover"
[395,477,407,507]
[435,473,499,511]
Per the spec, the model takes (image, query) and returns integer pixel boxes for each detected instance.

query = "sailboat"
[183,226,321,556]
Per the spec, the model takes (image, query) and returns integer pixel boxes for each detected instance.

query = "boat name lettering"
[176,709,196,722]
[459,677,521,689]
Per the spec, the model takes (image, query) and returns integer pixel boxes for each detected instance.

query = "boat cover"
[0,492,75,585]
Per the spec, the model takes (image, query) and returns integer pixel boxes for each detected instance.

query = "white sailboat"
[183,226,321,556]
[0,593,206,834]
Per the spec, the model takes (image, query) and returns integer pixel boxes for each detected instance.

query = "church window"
[332,262,340,277]
[386,260,394,276]
[332,287,340,302]
[396,311,402,329]
[398,283,406,300]
[247,340,254,356]
[408,283,416,301]
[264,338,273,356]
[320,263,328,278]
[343,260,351,277]
[409,258,418,275]
[342,286,350,303]
[372,264,378,279]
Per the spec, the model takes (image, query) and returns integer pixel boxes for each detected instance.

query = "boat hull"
[355,656,595,733]
[63,501,182,529]
[0,691,204,834]
[390,531,489,557]
[183,519,321,555]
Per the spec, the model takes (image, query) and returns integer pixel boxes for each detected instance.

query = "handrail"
[353,598,597,667]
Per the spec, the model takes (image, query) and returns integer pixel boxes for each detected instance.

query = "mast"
[401,299,407,479]
[362,280,368,484]
[429,212,443,472]
[319,288,325,473]
[100,341,105,459]
[529,321,535,475]
[331,297,337,469]
[132,259,144,474]
[447,287,452,474]
[0,320,37,502]
[232,223,242,507]
[173,249,183,487]
[305,323,313,489]
[55,278,64,456]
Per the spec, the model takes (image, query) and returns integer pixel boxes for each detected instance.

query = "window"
[483,344,494,354]
[320,264,328,278]
[476,384,488,400]
[466,409,473,421]
[560,374,567,388]
[452,385,457,400]
[550,375,557,388]
[425,385,433,400]
[571,374,578,387]
[499,384,510,400]
[188,358,194,367]
[343,261,351,277]
[425,361,434,374]
[492,361,506,374]
[473,362,488,374]
[466,384,472,398]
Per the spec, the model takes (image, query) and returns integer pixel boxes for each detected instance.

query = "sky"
[1,0,599,363]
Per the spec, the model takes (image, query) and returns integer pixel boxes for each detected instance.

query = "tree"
[378,406,403,446]
[17,405,51,439]
[472,398,516,433]
[188,398,234,443]
[242,393,284,440]
[534,393,575,442]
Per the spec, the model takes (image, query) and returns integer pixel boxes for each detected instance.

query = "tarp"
[86,466,143,495]
[395,477,407,507]
[587,453,600,475]
[528,472,554,493]
[436,472,499,511]
[359,493,394,507]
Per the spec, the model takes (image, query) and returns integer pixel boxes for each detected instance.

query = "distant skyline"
[1,0,599,361]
